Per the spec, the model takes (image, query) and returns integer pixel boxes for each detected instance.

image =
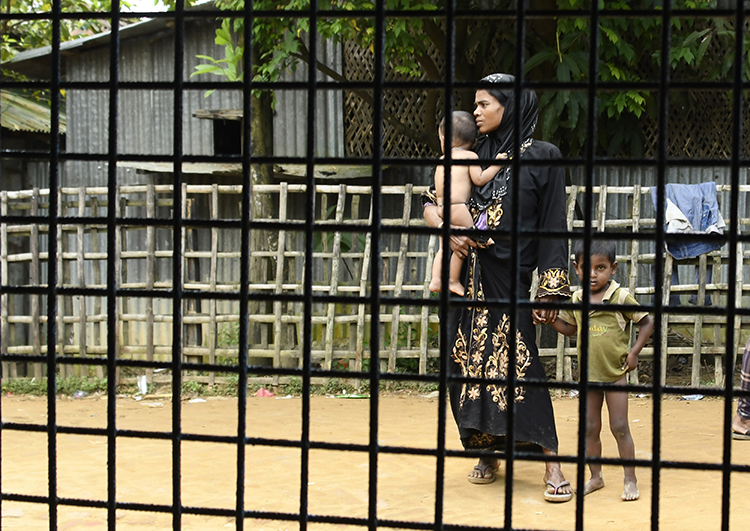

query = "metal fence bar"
[3,3,750,531]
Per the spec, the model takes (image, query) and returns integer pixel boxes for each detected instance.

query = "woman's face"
[473,89,505,135]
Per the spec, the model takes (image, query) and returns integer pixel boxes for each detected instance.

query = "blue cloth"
[650,182,725,260]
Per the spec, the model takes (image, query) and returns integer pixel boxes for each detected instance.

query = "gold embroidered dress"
[440,74,571,454]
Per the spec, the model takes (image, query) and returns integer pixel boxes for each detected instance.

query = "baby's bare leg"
[447,204,474,229]
[448,251,465,296]
[429,244,443,293]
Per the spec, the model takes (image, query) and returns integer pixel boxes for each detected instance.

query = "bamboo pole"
[208,184,218,386]
[77,188,88,371]
[273,182,288,383]
[660,253,673,387]
[355,199,374,379]
[628,184,641,385]
[90,197,104,379]
[324,185,346,371]
[31,189,41,380]
[57,188,69,375]
[387,184,412,374]
[692,254,708,387]
[146,185,155,385]
[0,191,10,380]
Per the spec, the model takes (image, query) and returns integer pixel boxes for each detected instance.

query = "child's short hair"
[439,111,477,146]
[572,240,617,264]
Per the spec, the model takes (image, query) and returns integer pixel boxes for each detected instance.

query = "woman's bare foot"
[622,480,639,501]
[543,465,573,502]
[467,457,499,484]
[582,473,605,496]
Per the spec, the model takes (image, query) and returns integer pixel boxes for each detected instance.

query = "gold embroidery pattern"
[453,259,490,409]
[466,251,476,300]
[452,328,469,406]
[536,268,571,298]
[462,307,489,407]
[485,314,532,412]
[422,188,438,206]
[466,251,485,310]
[486,200,504,229]
[465,432,539,450]
[465,432,501,449]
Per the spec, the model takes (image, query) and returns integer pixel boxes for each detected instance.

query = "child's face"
[574,253,617,295]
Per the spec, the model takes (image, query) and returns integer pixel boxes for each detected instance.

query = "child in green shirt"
[548,240,654,502]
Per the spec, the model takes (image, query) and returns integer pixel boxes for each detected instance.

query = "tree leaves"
[525,0,735,157]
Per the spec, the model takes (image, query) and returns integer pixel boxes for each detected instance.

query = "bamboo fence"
[1,182,749,388]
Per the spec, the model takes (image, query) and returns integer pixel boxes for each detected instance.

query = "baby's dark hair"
[439,110,477,147]
[572,240,617,264]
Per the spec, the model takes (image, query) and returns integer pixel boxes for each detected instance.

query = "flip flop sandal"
[544,479,573,502]
[467,463,498,484]
[732,429,750,440]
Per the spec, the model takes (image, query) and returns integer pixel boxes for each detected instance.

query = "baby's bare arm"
[473,153,508,186]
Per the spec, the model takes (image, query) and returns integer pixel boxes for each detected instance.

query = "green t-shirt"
[558,281,649,383]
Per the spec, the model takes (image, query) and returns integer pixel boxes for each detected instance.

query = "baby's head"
[439,111,478,152]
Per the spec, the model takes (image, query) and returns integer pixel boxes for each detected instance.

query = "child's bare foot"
[429,278,441,293]
[448,280,464,296]
[622,480,639,501]
[582,474,605,496]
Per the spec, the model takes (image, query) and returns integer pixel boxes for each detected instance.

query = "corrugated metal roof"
[0,90,66,133]
[2,2,221,80]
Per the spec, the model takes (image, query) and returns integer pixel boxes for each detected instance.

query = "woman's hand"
[533,295,559,325]
[426,204,477,258]
[449,231,476,259]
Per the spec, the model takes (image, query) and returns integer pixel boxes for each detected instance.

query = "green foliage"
[2,376,108,396]
[190,18,244,97]
[217,321,241,348]
[0,0,135,63]
[181,379,202,394]
[193,0,438,87]
[525,0,745,157]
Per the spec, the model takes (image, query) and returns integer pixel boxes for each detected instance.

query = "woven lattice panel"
[343,21,750,159]
[344,39,435,158]
[342,20,507,159]
[639,91,750,159]
[639,17,750,159]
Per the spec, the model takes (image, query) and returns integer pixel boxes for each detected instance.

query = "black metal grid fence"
[2,1,750,531]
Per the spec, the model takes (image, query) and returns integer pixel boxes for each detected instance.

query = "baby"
[429,110,504,296]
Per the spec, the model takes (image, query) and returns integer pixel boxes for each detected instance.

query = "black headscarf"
[474,72,539,162]
[472,73,539,211]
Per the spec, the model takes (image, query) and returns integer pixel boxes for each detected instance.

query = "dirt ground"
[2,392,750,531]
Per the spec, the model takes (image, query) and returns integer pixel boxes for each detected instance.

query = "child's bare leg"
[583,390,606,496]
[605,377,639,501]
[429,245,443,293]
[448,251,465,296]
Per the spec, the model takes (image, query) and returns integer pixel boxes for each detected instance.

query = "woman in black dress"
[423,73,573,502]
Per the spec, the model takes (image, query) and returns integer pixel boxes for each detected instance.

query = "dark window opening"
[213,118,241,156]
